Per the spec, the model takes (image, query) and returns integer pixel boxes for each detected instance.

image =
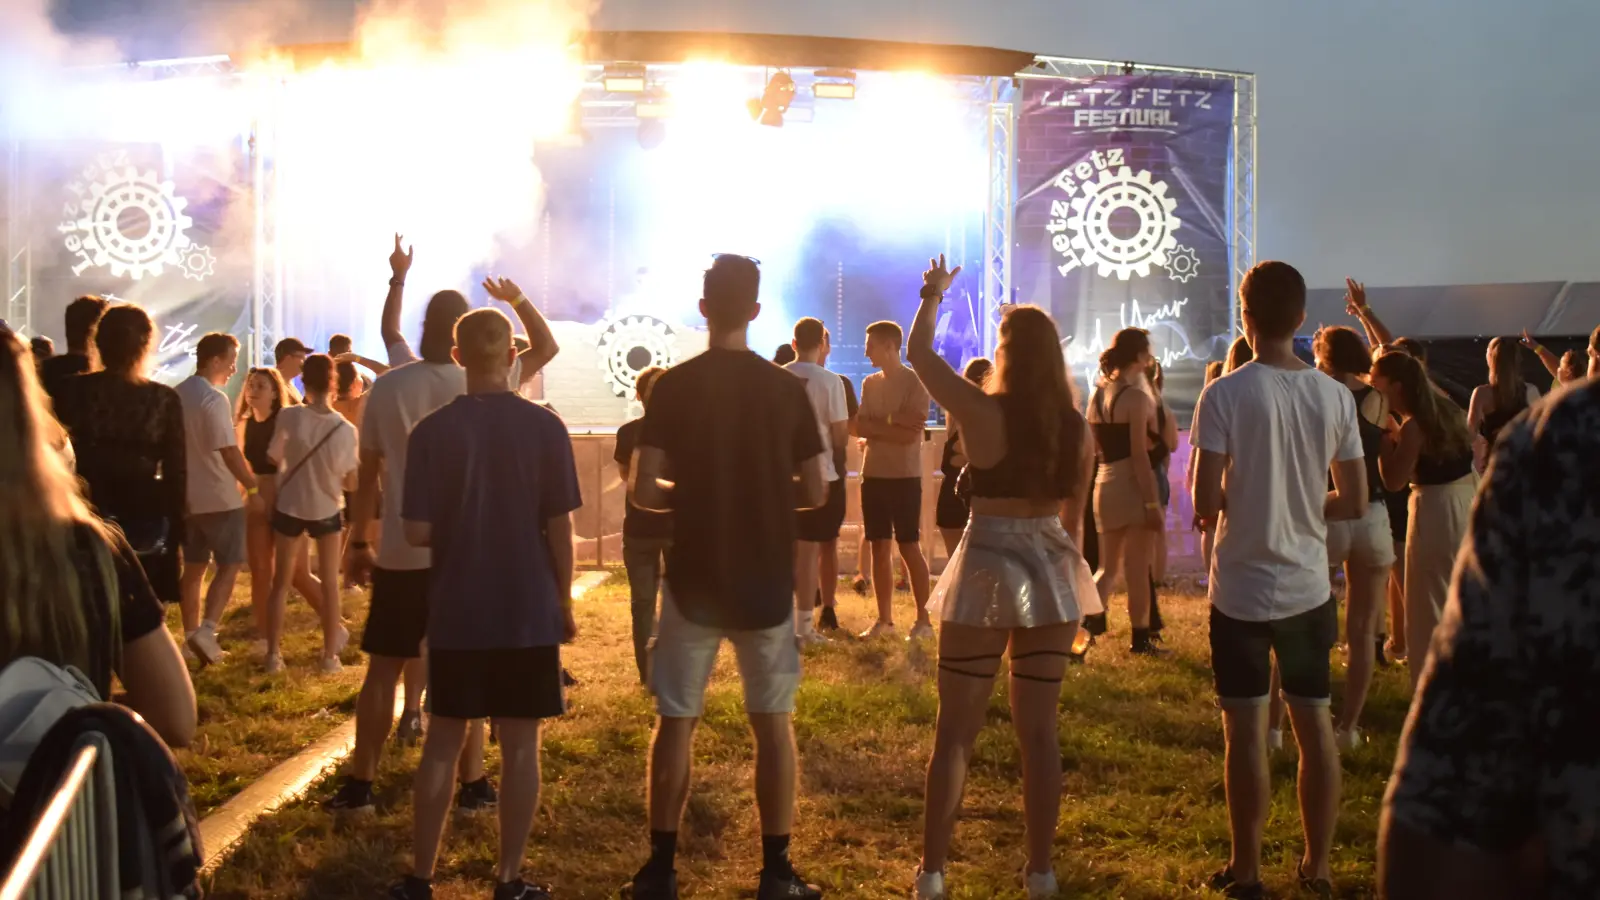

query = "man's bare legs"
[1220,704,1271,885]
[348,655,408,782]
[493,719,544,884]
[818,539,839,611]
[870,538,896,626]
[179,560,208,636]
[794,541,822,635]
[901,540,931,627]
[647,716,698,833]
[1287,701,1340,882]
[749,713,798,840]
[403,657,426,716]
[410,716,469,880]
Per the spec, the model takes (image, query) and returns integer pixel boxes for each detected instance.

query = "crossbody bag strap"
[274,419,344,507]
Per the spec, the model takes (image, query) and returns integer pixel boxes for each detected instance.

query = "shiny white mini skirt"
[930,514,1102,629]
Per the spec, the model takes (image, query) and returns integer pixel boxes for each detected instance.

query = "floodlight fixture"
[813,69,857,100]
[603,64,648,93]
[635,93,674,119]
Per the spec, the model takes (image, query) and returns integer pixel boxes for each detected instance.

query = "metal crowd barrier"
[0,736,119,900]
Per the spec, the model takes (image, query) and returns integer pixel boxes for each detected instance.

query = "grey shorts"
[651,585,800,719]
[184,508,247,566]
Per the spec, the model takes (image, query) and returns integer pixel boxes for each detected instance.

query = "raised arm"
[483,276,560,386]
[335,352,390,378]
[380,234,414,357]
[905,255,1004,468]
[1345,278,1395,348]
[1520,330,1561,380]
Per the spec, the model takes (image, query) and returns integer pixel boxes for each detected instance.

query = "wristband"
[389,276,405,287]
[245,486,259,497]
[1144,501,1161,511]
[920,284,943,301]
[510,293,528,307]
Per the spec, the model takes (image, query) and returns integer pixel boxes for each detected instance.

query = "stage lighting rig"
[603,64,648,93]
[747,71,797,127]
[812,69,857,100]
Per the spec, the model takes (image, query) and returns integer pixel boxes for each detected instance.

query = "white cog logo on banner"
[1067,166,1181,280]
[1166,244,1200,284]
[178,245,216,282]
[74,167,193,280]
[596,315,677,397]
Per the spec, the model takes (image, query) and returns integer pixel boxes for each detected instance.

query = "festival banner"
[1014,75,1236,417]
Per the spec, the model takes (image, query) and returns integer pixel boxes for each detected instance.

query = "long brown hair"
[0,332,115,676]
[990,306,1083,500]
[1373,350,1471,462]
[237,366,292,422]
[1225,335,1254,373]
[1487,337,1526,412]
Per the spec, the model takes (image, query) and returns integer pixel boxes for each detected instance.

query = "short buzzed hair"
[866,320,903,350]
[328,333,353,356]
[702,255,761,330]
[1239,261,1306,341]
[195,332,238,368]
[454,308,513,372]
[793,317,825,352]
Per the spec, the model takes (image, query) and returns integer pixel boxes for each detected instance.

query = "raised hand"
[1343,277,1367,317]
[390,234,414,277]
[922,254,962,296]
[482,276,524,305]
[1520,329,1537,349]
[333,352,359,365]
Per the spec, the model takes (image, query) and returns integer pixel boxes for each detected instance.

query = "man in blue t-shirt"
[395,308,583,900]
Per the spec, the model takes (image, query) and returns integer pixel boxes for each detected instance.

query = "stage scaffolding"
[1,45,1257,363]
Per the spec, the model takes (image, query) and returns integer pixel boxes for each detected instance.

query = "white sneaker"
[185,624,226,665]
[859,621,897,640]
[327,624,350,660]
[1025,869,1059,899]
[798,628,831,646]
[1335,726,1362,752]
[913,869,945,900]
[1267,728,1284,752]
[319,655,343,675]
[907,621,936,642]
[264,654,285,674]
[251,639,269,658]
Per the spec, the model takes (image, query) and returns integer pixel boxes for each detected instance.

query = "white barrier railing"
[0,736,119,900]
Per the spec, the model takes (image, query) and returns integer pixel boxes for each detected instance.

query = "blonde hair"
[0,332,116,676]
[454,308,513,372]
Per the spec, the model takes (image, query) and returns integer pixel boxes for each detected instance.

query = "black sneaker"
[620,866,677,900]
[323,777,375,815]
[850,576,868,596]
[394,710,424,746]
[1297,860,1333,899]
[757,867,822,900]
[562,668,580,688]
[817,606,840,632]
[493,879,552,900]
[1206,868,1264,900]
[1375,637,1391,668]
[388,876,432,900]
[456,778,498,815]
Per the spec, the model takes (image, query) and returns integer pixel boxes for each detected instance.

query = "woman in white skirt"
[906,257,1098,900]
[1371,350,1477,692]
[1313,327,1396,748]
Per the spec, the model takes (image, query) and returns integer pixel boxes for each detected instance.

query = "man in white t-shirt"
[175,333,259,664]
[325,238,562,816]
[785,318,849,644]
[1191,261,1369,900]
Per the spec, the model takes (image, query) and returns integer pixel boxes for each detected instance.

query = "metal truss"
[1019,55,1258,338]
[981,80,1016,357]
[249,80,283,370]
[3,136,29,337]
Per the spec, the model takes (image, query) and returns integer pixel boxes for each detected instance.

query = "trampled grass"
[203,574,1406,899]
[165,578,368,816]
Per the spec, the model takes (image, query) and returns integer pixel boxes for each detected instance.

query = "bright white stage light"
[603,65,647,93]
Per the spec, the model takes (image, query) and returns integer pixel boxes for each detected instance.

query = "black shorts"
[342,490,382,526]
[360,567,431,659]
[796,479,846,543]
[935,469,968,531]
[427,646,566,720]
[272,509,343,539]
[862,476,921,543]
[1209,599,1337,707]
[1385,489,1409,545]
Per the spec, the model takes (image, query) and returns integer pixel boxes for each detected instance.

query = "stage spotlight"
[748,71,796,127]
[635,94,674,119]
[603,64,648,93]
[637,118,667,150]
[813,68,857,100]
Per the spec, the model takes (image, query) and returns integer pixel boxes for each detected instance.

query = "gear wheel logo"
[1066,166,1181,280]
[1166,244,1200,284]
[596,315,678,397]
[70,167,194,280]
[178,245,216,282]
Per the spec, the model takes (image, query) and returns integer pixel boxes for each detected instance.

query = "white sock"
[797,618,815,637]
[200,620,217,633]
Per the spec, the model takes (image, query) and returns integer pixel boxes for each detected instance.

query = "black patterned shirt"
[1385,376,1600,898]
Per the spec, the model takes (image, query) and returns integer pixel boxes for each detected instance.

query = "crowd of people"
[0,235,1597,900]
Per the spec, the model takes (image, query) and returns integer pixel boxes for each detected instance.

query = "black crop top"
[1478,395,1529,445]
[1327,385,1387,502]
[967,394,1082,500]
[1414,447,1474,486]
[243,413,278,475]
[1089,385,1133,464]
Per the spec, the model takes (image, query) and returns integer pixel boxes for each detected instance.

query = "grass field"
[204,573,1408,899]
[165,579,369,816]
